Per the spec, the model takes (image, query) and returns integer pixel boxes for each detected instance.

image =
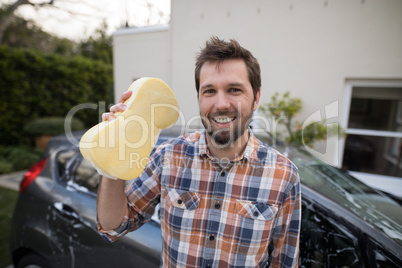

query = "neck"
[206,129,250,160]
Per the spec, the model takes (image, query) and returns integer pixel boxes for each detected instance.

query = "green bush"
[259,91,346,147]
[0,145,43,174]
[0,45,113,146]
[0,161,13,174]
[24,116,85,136]
[0,187,19,267]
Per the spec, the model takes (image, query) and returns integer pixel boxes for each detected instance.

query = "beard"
[201,104,254,148]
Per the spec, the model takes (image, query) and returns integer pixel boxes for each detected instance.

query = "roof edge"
[113,25,170,36]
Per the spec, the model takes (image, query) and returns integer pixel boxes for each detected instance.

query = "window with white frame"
[342,86,402,178]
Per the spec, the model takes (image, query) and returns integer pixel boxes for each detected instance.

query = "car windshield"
[289,149,402,247]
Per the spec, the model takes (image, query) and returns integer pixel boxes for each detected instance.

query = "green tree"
[0,46,113,146]
[0,0,57,43]
[79,20,112,64]
[0,12,77,55]
[258,91,345,147]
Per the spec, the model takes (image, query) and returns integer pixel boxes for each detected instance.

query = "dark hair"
[195,36,261,100]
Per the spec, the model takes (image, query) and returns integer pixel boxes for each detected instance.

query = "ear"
[253,88,261,111]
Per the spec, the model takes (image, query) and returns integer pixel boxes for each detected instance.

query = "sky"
[4,0,170,41]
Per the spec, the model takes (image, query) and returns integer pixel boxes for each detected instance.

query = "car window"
[72,158,101,194]
[293,156,402,247]
[369,239,402,267]
[57,149,79,178]
[300,200,363,268]
[150,203,161,224]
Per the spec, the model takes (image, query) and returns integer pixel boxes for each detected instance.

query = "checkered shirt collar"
[198,129,258,163]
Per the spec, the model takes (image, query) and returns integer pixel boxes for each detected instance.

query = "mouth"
[212,116,236,125]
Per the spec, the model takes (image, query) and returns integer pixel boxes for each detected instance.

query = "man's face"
[198,59,261,148]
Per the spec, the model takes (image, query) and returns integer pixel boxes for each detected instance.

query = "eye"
[230,88,242,93]
[203,89,215,94]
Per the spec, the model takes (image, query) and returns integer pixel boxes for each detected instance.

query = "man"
[97,36,301,267]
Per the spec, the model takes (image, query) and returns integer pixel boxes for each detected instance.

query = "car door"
[300,189,402,268]
[45,148,79,268]
[48,149,162,268]
[366,234,402,267]
[299,195,366,267]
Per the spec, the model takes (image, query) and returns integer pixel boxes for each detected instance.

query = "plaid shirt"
[99,131,301,268]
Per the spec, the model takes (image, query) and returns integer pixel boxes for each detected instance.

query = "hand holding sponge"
[79,77,179,180]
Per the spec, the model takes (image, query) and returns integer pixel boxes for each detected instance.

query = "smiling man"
[97,36,301,268]
[197,58,260,160]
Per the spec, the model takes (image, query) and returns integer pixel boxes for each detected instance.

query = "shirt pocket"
[167,188,201,210]
[231,200,279,256]
[235,200,278,221]
[164,188,202,242]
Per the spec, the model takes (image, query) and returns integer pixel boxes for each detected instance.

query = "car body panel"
[10,132,402,268]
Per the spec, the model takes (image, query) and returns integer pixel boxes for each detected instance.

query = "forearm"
[97,176,127,231]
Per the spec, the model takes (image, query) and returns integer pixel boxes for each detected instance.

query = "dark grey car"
[9,131,402,268]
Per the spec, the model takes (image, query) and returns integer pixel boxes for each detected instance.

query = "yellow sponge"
[79,77,179,180]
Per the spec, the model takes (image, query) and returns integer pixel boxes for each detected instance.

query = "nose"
[214,91,230,111]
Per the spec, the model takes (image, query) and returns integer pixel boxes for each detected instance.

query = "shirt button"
[215,203,220,209]
[177,199,182,204]
[220,171,226,177]
[253,211,259,217]
[209,235,215,241]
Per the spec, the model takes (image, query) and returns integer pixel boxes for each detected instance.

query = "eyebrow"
[200,82,246,91]
[200,84,214,91]
[227,82,245,88]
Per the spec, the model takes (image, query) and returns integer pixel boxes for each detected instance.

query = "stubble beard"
[201,104,254,148]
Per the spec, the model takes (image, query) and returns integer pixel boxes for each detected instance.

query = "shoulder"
[254,138,299,184]
[153,131,202,153]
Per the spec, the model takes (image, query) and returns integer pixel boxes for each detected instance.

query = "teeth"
[214,116,234,124]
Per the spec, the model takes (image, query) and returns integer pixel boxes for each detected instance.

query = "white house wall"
[113,26,170,99]
[170,0,402,123]
[113,0,402,164]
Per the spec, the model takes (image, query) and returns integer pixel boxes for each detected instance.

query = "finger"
[108,114,116,121]
[102,112,116,122]
[110,103,127,113]
[102,112,110,121]
[118,91,133,104]
[101,112,108,122]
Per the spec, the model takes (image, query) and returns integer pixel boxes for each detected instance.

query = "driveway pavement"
[0,170,25,192]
